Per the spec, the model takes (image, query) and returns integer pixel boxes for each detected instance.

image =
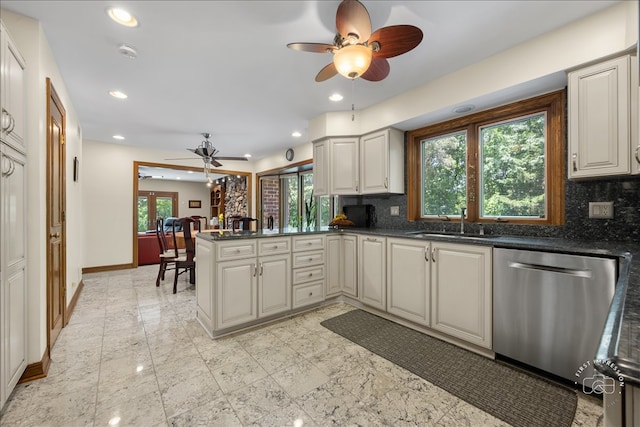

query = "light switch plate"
[589,201,614,219]
[390,206,400,216]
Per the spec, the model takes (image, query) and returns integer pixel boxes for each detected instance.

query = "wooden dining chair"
[171,217,197,294]
[155,218,178,287]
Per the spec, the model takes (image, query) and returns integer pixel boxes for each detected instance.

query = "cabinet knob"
[309,292,313,297]
[308,257,313,261]
[308,273,313,277]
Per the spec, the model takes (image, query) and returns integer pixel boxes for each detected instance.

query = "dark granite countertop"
[196,227,639,385]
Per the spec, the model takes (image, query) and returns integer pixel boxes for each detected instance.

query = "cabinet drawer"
[292,250,324,268]
[293,281,325,308]
[292,265,325,285]
[216,240,257,261]
[258,237,291,256]
[292,235,325,252]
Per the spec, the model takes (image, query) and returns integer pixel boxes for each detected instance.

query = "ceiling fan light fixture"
[333,44,372,79]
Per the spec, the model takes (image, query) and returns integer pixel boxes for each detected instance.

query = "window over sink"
[408,89,565,225]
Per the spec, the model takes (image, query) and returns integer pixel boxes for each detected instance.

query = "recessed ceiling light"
[113,135,125,140]
[329,93,344,102]
[109,90,128,99]
[452,104,475,114]
[244,154,251,158]
[176,177,181,180]
[107,8,138,27]
[118,44,138,60]
[291,131,302,138]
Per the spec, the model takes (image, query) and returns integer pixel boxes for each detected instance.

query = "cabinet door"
[3,269,26,395]
[569,55,630,178]
[358,236,386,310]
[313,140,329,196]
[0,25,26,151]
[360,130,389,194]
[216,258,257,329]
[387,238,430,326]
[330,137,359,194]
[431,242,492,349]
[258,255,291,317]
[342,235,358,297]
[325,235,342,297]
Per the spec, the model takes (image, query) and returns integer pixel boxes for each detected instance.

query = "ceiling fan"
[166,133,248,168]
[287,0,423,82]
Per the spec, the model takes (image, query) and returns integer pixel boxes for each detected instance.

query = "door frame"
[132,161,253,267]
[46,78,67,353]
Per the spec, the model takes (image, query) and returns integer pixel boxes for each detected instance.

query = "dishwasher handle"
[508,261,592,278]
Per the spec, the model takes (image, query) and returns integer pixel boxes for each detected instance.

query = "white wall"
[139,179,211,220]
[2,10,84,364]
[310,1,639,140]
[82,140,253,268]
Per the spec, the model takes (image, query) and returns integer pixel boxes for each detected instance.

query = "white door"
[258,254,291,317]
[358,236,386,310]
[387,238,430,326]
[216,258,257,329]
[325,235,342,296]
[342,235,358,297]
[360,130,388,194]
[431,242,492,349]
[330,137,359,194]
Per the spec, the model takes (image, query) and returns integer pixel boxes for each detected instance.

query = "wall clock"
[285,148,294,161]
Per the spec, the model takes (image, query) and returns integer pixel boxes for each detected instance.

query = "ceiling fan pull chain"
[351,79,356,122]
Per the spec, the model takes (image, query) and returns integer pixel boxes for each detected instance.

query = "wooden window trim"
[407,89,565,225]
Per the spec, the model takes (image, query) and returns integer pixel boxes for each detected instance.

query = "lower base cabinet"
[216,258,258,329]
[358,235,386,310]
[431,242,492,349]
[387,238,430,326]
[258,254,291,317]
[325,234,357,297]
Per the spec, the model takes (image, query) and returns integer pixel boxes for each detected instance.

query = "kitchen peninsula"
[194,226,640,418]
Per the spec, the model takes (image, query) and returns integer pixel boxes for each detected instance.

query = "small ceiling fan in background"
[287,0,423,82]
[165,132,248,183]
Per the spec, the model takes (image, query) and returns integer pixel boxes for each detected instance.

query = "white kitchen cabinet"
[358,235,386,310]
[431,242,492,349]
[312,139,329,196]
[291,235,325,308]
[359,128,404,194]
[257,254,291,317]
[0,22,26,153]
[325,233,358,298]
[216,257,258,329]
[1,23,27,408]
[329,137,359,194]
[386,238,430,326]
[568,54,640,178]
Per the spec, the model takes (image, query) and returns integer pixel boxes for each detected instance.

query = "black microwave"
[342,204,376,228]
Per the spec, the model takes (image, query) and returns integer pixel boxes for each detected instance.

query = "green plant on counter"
[304,197,316,229]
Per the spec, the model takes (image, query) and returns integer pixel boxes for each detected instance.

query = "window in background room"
[407,89,565,225]
[137,191,178,232]
[281,174,300,231]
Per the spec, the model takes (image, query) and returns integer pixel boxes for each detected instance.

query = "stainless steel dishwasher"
[493,248,617,386]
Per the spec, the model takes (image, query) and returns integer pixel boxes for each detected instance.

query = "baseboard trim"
[82,263,134,274]
[18,348,50,384]
[64,280,84,327]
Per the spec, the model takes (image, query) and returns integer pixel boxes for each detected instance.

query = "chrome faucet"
[460,207,466,234]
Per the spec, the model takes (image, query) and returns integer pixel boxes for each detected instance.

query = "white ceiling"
[2,1,619,160]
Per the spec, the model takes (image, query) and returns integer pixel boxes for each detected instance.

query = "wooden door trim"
[46,78,66,355]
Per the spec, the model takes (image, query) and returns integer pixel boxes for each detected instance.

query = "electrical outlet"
[390,206,400,216]
[589,202,614,219]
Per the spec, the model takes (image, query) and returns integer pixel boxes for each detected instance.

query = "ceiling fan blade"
[315,63,338,82]
[215,156,249,161]
[336,0,371,42]
[164,157,199,160]
[370,25,423,58]
[287,42,335,53]
[361,57,390,81]
[210,158,223,168]
[186,148,198,154]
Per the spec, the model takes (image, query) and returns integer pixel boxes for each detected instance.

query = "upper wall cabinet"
[568,54,639,179]
[0,22,26,153]
[313,128,405,196]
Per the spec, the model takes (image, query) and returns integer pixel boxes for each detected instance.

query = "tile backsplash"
[341,176,640,242]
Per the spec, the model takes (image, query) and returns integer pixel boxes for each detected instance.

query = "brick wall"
[261,177,279,229]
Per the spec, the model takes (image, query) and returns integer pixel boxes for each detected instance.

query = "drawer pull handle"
[635,146,640,164]
[308,257,313,261]
[307,242,312,245]
[308,273,313,277]
[572,153,578,172]
[236,249,241,253]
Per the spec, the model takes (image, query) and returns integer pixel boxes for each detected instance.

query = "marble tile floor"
[0,265,604,427]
